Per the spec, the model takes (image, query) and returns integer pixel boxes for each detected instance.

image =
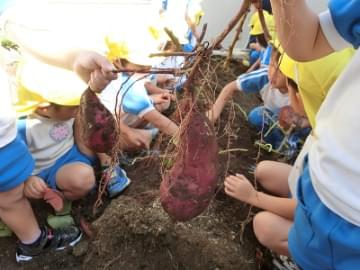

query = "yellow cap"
[105,24,167,66]
[279,53,296,81]
[186,0,204,26]
[250,11,275,37]
[15,56,87,115]
[270,38,284,54]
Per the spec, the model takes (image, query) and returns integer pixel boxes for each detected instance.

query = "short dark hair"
[287,77,299,92]
[255,34,268,48]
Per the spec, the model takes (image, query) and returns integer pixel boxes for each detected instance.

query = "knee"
[255,161,272,184]
[253,212,275,247]
[248,107,265,129]
[75,169,95,194]
[63,167,95,196]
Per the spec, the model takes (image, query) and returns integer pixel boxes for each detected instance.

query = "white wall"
[200,0,328,48]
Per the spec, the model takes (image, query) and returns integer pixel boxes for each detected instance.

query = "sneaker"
[16,226,82,262]
[272,254,299,270]
[103,165,131,198]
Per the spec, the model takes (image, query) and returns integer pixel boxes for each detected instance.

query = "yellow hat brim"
[279,53,296,81]
[18,56,87,106]
[105,22,170,66]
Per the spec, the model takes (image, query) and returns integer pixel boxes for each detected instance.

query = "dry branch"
[224,10,249,68]
[210,0,251,50]
[257,2,272,43]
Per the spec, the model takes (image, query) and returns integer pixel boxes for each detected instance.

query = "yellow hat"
[250,11,275,37]
[15,56,87,115]
[279,53,296,81]
[105,25,167,66]
[270,38,284,54]
[186,0,204,26]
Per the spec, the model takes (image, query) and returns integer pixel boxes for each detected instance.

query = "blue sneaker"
[103,166,131,198]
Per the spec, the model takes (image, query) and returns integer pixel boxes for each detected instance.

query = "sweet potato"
[160,108,219,222]
[79,88,119,154]
[278,105,310,130]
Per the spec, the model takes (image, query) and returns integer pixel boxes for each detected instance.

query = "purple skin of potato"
[160,111,219,222]
[79,88,119,154]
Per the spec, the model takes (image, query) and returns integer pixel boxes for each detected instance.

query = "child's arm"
[144,81,165,95]
[225,174,296,220]
[143,110,179,136]
[119,121,151,149]
[270,0,333,61]
[207,81,238,123]
[246,57,261,73]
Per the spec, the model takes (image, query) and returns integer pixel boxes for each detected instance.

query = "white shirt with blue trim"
[309,8,360,226]
[100,74,155,125]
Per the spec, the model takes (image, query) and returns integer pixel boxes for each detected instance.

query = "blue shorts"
[236,67,269,94]
[248,106,283,149]
[0,135,34,192]
[289,157,360,269]
[37,144,96,190]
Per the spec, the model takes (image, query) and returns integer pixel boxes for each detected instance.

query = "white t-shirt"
[100,73,155,126]
[21,114,74,175]
[260,84,289,113]
[308,11,360,226]
[0,68,17,148]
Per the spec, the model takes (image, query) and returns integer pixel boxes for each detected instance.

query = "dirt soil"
[0,56,275,270]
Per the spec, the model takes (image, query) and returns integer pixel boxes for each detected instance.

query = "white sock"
[21,229,42,245]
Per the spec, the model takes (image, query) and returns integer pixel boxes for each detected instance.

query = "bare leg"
[56,163,95,200]
[255,161,292,197]
[253,211,292,256]
[0,184,41,242]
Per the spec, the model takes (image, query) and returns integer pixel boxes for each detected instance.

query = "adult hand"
[73,51,117,93]
[224,174,258,204]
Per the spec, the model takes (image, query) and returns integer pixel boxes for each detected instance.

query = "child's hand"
[123,127,151,149]
[24,177,48,199]
[249,42,262,51]
[152,93,174,104]
[224,174,257,204]
[163,90,176,101]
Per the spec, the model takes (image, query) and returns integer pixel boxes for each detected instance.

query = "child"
[223,55,311,257]
[100,62,178,151]
[208,44,289,150]
[0,46,115,262]
[152,0,204,92]
[100,33,180,152]
[280,48,354,128]
[270,0,360,268]
[247,0,275,65]
[159,0,204,52]
[225,44,354,265]
[14,57,96,227]
[245,14,274,73]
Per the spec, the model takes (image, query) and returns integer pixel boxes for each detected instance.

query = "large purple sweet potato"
[160,108,219,222]
[79,88,119,154]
